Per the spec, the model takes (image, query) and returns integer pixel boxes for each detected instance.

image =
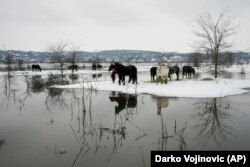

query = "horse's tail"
[134,66,138,84]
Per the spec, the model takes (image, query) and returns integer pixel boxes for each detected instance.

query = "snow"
[52,79,250,98]
[1,64,250,98]
[224,64,250,72]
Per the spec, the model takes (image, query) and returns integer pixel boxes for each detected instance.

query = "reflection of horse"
[68,65,79,71]
[92,64,97,71]
[156,64,169,84]
[156,97,169,115]
[109,64,116,83]
[150,67,157,81]
[69,74,79,80]
[92,74,102,79]
[109,93,137,114]
[97,64,102,70]
[32,64,42,72]
[114,62,137,85]
[182,66,195,79]
[168,66,180,80]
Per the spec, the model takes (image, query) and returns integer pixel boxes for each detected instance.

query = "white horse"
[156,64,169,84]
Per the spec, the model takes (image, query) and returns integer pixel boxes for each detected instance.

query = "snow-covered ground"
[51,64,250,98]
[53,79,250,98]
[1,64,250,98]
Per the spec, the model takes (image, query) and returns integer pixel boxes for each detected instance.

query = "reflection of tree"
[45,88,68,117]
[30,75,45,93]
[193,98,233,148]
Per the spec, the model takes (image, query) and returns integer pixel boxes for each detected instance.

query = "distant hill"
[0,49,249,63]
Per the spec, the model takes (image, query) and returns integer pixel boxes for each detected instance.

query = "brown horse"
[109,64,116,83]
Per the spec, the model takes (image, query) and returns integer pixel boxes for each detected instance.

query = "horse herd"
[109,62,196,85]
[30,64,102,72]
[31,62,195,85]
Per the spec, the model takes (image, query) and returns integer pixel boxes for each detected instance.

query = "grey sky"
[0,0,250,52]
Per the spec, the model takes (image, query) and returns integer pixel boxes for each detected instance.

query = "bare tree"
[2,46,14,78]
[68,43,81,74]
[16,57,25,71]
[189,52,203,67]
[193,8,238,78]
[46,40,69,82]
[69,44,80,66]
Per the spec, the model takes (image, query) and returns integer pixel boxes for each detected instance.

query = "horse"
[92,64,97,71]
[109,64,116,83]
[32,64,42,72]
[92,74,102,79]
[97,64,102,70]
[150,67,157,81]
[182,65,195,79]
[168,66,180,81]
[156,64,169,84]
[114,62,137,85]
[68,65,79,72]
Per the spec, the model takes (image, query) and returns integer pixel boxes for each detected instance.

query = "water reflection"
[109,92,137,114]
[155,96,169,150]
[92,74,102,80]
[0,136,6,150]
[154,96,187,150]
[69,74,79,83]
[31,75,45,93]
[156,97,169,115]
[1,71,250,166]
[193,98,234,148]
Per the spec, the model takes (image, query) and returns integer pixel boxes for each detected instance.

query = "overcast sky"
[1,0,250,52]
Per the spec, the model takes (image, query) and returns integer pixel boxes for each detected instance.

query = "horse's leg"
[123,75,125,85]
[168,73,171,81]
[128,75,131,83]
[118,75,121,85]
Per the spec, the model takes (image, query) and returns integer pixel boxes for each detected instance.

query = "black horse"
[32,64,42,72]
[168,66,180,80]
[150,67,157,81]
[68,65,79,71]
[92,64,97,71]
[114,62,137,85]
[182,65,195,79]
[97,64,103,70]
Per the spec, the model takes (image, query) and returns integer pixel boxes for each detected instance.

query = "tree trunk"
[214,49,218,78]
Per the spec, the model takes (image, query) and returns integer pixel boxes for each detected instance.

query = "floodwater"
[1,70,250,167]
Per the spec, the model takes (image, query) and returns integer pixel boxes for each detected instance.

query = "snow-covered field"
[53,79,250,98]
[52,64,250,98]
[1,64,250,98]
